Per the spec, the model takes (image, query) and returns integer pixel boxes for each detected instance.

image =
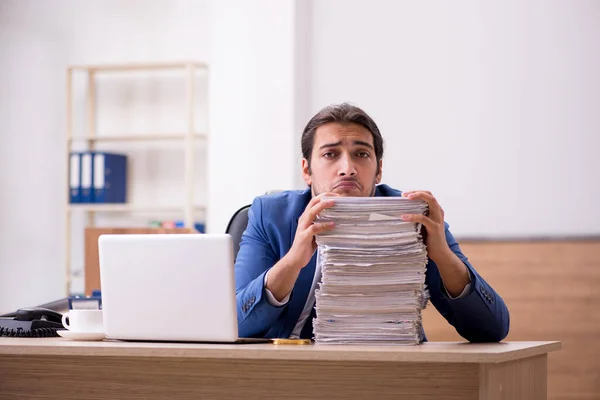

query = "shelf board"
[68,204,206,213]
[68,133,206,142]
[69,61,208,72]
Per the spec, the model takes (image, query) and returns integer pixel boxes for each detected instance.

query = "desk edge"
[0,340,561,364]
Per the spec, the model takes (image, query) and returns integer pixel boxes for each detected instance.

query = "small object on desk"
[271,338,312,345]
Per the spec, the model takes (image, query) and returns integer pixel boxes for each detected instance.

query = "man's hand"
[288,192,338,269]
[400,190,451,263]
[401,190,470,297]
[265,193,337,302]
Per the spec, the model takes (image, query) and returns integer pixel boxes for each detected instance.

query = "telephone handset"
[0,307,63,337]
[14,307,63,323]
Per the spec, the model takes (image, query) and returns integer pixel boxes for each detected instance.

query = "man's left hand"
[400,190,470,297]
[400,190,451,264]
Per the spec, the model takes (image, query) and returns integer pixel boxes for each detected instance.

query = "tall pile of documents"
[314,196,429,345]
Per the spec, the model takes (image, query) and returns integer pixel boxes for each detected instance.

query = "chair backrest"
[225,192,282,262]
[225,204,251,261]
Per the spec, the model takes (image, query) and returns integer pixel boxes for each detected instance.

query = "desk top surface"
[0,338,560,364]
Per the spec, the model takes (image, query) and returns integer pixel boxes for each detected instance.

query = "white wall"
[0,0,307,314]
[0,0,211,313]
[311,0,600,238]
[206,0,307,233]
[0,3,68,314]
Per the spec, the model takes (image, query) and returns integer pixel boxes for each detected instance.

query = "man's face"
[302,122,382,197]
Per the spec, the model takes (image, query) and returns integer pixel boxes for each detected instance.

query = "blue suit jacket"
[235,184,510,342]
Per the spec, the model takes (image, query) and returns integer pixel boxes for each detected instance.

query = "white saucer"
[57,330,106,341]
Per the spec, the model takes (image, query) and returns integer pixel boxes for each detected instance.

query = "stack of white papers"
[313,196,430,345]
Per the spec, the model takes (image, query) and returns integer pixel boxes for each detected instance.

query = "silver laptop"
[98,233,264,343]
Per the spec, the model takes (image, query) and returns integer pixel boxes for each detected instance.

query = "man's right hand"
[287,192,338,269]
[264,193,338,302]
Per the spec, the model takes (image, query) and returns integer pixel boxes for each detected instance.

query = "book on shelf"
[69,152,82,203]
[68,152,127,204]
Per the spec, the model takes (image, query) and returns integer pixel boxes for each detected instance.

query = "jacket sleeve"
[234,197,289,337]
[427,223,510,342]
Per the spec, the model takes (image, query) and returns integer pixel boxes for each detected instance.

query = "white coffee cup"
[62,309,104,333]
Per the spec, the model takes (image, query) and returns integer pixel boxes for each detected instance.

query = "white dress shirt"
[264,254,472,339]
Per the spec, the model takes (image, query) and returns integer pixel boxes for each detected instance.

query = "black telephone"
[0,308,63,337]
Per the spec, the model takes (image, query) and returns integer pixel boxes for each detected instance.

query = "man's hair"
[301,103,384,173]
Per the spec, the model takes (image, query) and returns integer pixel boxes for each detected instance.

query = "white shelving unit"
[65,61,208,296]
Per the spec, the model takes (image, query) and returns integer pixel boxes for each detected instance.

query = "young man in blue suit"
[235,103,510,342]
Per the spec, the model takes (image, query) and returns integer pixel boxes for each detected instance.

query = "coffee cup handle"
[61,313,70,330]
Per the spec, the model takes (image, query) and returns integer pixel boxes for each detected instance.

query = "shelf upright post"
[184,63,195,229]
[86,69,97,228]
[65,67,73,296]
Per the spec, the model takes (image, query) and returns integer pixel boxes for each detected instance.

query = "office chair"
[225,204,251,261]
[225,191,282,261]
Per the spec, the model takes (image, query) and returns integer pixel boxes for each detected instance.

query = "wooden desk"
[0,338,560,400]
